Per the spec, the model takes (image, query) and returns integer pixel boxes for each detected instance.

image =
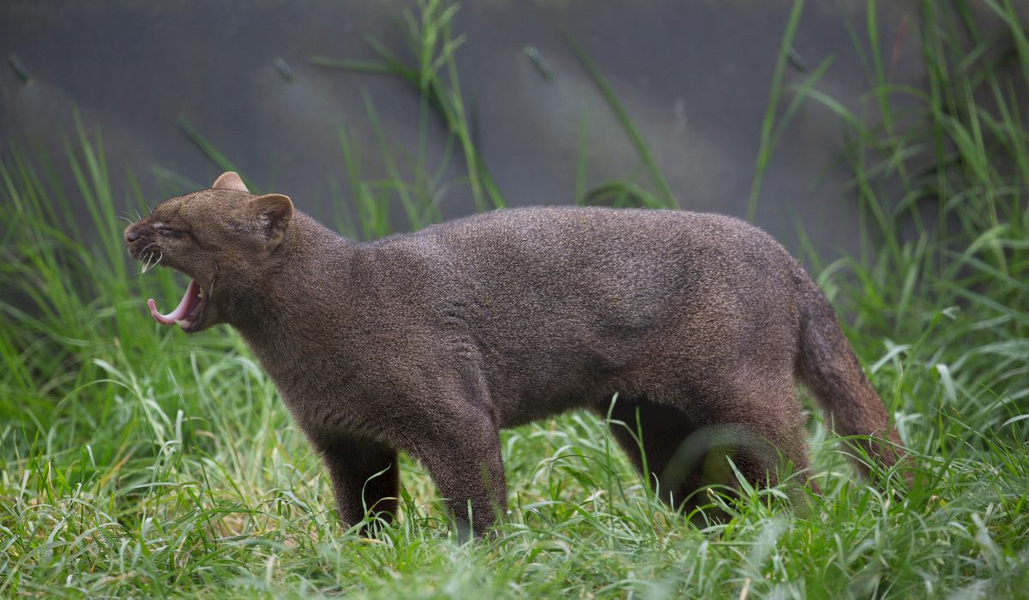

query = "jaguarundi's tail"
[792,265,906,479]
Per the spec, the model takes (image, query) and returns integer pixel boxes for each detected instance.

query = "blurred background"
[6,0,1020,256]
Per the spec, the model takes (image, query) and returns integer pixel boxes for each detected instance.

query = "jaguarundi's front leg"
[409,404,508,540]
[311,434,399,534]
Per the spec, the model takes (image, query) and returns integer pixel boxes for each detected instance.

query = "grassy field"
[2,1,1028,597]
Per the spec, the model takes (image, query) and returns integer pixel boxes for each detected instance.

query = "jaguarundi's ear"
[249,193,294,251]
[212,171,249,192]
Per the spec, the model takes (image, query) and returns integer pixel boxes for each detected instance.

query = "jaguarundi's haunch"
[124,172,906,538]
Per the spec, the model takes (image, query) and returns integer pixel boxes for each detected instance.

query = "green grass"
[2,0,1029,597]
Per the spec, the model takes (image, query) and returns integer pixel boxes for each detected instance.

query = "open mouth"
[147,279,207,331]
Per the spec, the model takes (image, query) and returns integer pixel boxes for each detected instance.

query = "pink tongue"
[148,279,199,325]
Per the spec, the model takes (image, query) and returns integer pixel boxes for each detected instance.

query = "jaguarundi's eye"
[154,223,187,238]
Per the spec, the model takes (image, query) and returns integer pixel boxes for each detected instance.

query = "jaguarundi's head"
[124,172,293,333]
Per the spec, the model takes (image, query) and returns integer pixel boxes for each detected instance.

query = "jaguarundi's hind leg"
[693,419,814,493]
[694,379,817,497]
[598,397,712,508]
[599,391,816,511]
[312,435,399,534]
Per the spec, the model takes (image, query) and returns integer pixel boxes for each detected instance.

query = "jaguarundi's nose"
[124,225,142,243]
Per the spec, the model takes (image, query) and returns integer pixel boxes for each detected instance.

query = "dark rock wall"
[3,0,1012,255]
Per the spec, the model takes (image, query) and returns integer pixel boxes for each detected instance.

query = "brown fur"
[124,172,905,538]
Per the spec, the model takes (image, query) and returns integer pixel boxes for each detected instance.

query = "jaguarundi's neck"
[227,211,359,341]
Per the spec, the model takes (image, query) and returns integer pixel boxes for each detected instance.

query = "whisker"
[140,250,156,275]
[153,251,164,267]
[117,214,133,224]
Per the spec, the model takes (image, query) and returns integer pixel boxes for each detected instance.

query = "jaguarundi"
[124,172,905,538]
